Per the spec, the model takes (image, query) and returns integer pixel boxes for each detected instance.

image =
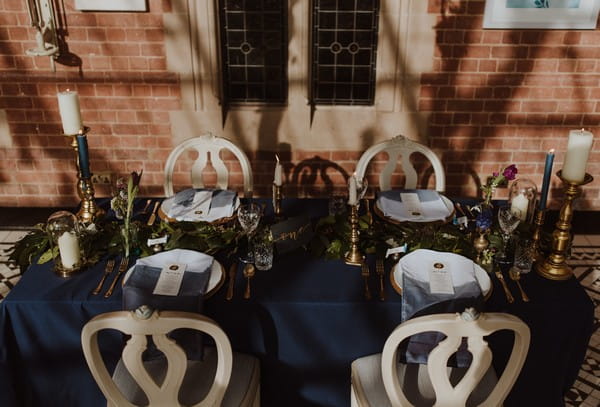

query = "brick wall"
[0,0,599,209]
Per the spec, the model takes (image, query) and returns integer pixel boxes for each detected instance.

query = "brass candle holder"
[530,208,546,261]
[272,183,282,219]
[535,170,593,280]
[344,204,363,266]
[64,127,103,224]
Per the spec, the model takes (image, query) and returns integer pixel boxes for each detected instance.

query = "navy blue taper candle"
[76,133,91,179]
[538,149,555,211]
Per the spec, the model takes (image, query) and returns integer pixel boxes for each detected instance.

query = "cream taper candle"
[274,154,282,186]
[562,129,594,183]
[57,90,83,135]
[348,175,358,206]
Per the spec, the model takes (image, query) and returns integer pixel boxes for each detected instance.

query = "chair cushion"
[112,347,259,406]
[351,353,498,407]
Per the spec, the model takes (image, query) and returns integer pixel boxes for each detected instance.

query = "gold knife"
[495,269,514,304]
[104,257,129,298]
[226,262,238,300]
[361,261,372,300]
[376,258,385,301]
[147,201,160,226]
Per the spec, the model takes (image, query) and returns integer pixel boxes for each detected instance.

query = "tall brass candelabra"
[64,127,103,224]
[272,183,282,220]
[344,204,363,266]
[535,170,593,280]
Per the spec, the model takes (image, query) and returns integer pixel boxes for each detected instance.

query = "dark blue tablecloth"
[0,199,594,407]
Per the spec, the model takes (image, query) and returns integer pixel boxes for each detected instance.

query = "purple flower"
[502,164,518,181]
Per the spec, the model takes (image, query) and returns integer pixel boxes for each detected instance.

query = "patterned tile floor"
[0,229,599,405]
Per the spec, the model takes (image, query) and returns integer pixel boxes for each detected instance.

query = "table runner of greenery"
[8,198,547,275]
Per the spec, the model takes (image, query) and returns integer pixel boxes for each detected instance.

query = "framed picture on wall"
[483,0,600,29]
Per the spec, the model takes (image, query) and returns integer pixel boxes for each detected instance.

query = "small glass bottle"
[508,179,538,224]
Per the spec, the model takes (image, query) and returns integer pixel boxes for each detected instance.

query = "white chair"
[81,307,260,407]
[163,133,253,198]
[354,135,445,192]
[351,309,530,407]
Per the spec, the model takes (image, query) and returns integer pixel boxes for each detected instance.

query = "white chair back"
[81,308,233,407]
[380,310,530,407]
[354,135,445,192]
[163,133,253,198]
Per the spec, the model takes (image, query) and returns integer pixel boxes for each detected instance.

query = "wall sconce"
[26,0,60,71]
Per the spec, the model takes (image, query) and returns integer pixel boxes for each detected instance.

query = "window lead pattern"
[219,0,287,104]
[311,0,380,105]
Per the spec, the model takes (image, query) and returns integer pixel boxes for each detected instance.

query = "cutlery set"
[360,257,387,301]
[495,267,530,303]
[91,256,129,298]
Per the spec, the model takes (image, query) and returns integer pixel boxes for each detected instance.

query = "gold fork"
[376,258,385,301]
[92,258,115,295]
[104,257,129,298]
[509,268,530,302]
[361,261,371,300]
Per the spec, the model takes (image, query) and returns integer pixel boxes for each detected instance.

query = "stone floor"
[0,229,599,406]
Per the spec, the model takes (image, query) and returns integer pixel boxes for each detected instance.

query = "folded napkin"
[167,188,237,222]
[122,249,214,360]
[377,189,450,222]
[399,249,483,367]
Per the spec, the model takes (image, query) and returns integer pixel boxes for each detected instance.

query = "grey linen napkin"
[122,251,213,360]
[399,250,482,367]
[378,189,450,222]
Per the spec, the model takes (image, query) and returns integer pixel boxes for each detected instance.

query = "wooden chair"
[351,309,530,407]
[354,135,445,192]
[81,307,260,407]
[163,133,253,198]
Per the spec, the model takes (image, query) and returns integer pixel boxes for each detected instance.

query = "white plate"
[390,249,492,299]
[122,258,224,298]
[375,192,455,223]
[159,193,240,223]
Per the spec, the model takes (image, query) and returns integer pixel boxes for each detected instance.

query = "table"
[0,199,594,406]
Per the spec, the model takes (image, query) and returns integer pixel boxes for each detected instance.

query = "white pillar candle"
[348,175,358,206]
[510,193,529,221]
[562,129,594,183]
[57,90,83,135]
[274,155,282,186]
[57,231,80,269]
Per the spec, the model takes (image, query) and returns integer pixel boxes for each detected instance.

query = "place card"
[400,192,424,219]
[147,235,168,246]
[386,244,407,258]
[271,215,314,254]
[428,262,454,295]
[153,263,186,296]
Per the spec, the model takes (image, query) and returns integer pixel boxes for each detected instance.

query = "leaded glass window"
[311,0,380,105]
[219,0,287,104]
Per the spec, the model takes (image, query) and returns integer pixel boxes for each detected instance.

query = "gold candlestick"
[536,170,593,280]
[530,208,546,261]
[344,204,363,266]
[64,127,103,224]
[272,183,282,219]
[77,176,103,224]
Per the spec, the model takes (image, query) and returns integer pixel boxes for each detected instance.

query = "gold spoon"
[243,263,255,300]
[509,268,530,302]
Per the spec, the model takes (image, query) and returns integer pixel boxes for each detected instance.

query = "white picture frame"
[74,0,147,12]
[483,0,600,29]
